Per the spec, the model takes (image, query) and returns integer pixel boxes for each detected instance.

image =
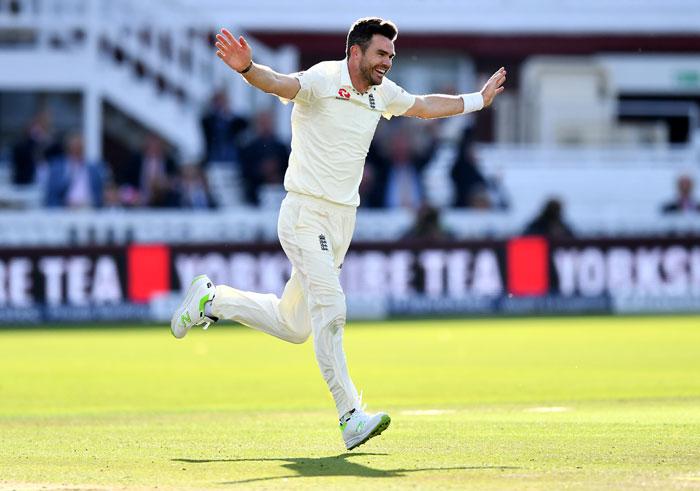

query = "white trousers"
[211,192,360,417]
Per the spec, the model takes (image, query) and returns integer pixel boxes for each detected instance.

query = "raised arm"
[215,28,301,101]
[403,67,506,119]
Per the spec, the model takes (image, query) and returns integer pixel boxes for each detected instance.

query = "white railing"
[2,139,699,224]
[0,0,299,157]
[471,144,700,222]
[0,207,698,247]
[476,144,700,169]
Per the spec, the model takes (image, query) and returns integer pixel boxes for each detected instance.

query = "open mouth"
[375,67,387,78]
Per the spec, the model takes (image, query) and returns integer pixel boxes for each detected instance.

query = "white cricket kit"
[285,59,415,207]
[212,60,415,416]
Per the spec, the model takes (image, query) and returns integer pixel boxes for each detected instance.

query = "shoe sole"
[346,414,391,451]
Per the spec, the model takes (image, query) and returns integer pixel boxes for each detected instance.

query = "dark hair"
[346,17,398,58]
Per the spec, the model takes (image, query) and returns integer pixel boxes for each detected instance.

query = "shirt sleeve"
[282,64,328,105]
[381,78,417,120]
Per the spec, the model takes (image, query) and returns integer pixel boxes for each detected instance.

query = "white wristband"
[461,92,484,114]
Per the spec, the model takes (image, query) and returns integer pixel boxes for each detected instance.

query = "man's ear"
[349,44,360,59]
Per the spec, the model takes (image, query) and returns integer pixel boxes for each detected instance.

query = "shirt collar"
[340,59,352,87]
[340,58,381,95]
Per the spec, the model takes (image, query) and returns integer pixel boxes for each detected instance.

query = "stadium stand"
[1,0,699,246]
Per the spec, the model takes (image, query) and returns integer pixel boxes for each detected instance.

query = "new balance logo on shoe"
[171,274,217,339]
[319,234,328,251]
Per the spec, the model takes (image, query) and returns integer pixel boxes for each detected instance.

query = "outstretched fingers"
[480,67,507,107]
[215,34,228,46]
[216,29,242,55]
[221,28,238,45]
[215,39,227,53]
[214,28,253,72]
[492,67,507,89]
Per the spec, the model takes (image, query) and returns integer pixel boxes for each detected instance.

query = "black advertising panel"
[0,236,698,324]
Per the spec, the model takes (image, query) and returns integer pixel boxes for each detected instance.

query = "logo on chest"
[368,93,376,109]
[336,88,351,100]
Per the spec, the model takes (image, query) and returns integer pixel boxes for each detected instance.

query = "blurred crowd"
[199,89,514,212]
[10,109,216,210]
[7,89,699,241]
[8,89,513,214]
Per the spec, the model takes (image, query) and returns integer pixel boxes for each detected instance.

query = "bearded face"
[359,56,385,86]
[356,34,394,88]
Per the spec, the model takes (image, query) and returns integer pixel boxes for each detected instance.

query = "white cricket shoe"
[341,408,391,451]
[170,274,217,339]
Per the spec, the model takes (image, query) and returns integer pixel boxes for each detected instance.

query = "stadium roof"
[174,0,700,34]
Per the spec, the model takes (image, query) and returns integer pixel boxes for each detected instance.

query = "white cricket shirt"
[283,59,416,207]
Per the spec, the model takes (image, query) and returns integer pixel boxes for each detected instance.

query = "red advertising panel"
[507,237,549,296]
[127,244,170,303]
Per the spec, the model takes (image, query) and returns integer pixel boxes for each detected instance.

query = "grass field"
[1,316,699,490]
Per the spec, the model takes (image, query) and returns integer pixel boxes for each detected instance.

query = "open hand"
[215,28,252,72]
[480,67,507,107]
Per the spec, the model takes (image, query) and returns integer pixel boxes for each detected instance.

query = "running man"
[172,17,506,450]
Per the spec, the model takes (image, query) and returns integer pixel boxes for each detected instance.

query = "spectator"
[402,204,453,241]
[117,134,179,207]
[360,141,390,208]
[179,163,216,209]
[661,174,700,213]
[450,127,486,207]
[201,89,248,165]
[384,130,423,209]
[468,185,494,210]
[358,163,378,208]
[523,198,575,238]
[102,179,123,210]
[450,126,509,210]
[239,111,289,205]
[484,172,510,210]
[44,133,105,208]
[11,110,53,185]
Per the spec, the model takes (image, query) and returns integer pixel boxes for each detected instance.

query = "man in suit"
[44,133,104,208]
[662,174,700,214]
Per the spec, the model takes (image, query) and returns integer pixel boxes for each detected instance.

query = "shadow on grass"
[173,454,519,485]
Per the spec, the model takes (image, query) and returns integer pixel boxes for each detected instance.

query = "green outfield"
[1,316,699,490]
